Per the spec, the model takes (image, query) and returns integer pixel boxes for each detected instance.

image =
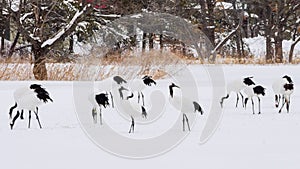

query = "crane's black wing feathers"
[30,84,53,103]
[283,75,293,83]
[253,85,265,96]
[193,101,204,115]
[243,77,255,86]
[95,93,110,108]
[143,76,157,86]
[284,83,294,91]
[113,76,127,84]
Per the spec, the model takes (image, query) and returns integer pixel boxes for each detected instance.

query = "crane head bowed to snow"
[9,84,53,130]
[220,76,256,108]
[272,75,294,113]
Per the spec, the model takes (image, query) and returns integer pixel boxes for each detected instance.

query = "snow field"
[0,65,300,169]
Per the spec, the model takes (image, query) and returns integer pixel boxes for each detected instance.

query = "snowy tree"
[244,0,300,62]
[196,0,216,46]
[0,0,10,56]
[288,15,300,62]
[271,0,300,62]
[8,0,95,80]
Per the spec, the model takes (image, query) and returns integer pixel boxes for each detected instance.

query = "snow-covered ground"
[1,65,300,169]
[244,35,300,58]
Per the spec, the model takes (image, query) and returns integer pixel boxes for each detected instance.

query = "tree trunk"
[8,31,20,57]
[199,0,215,46]
[240,34,245,58]
[233,1,241,58]
[149,33,154,49]
[265,35,273,62]
[69,35,74,54]
[0,0,3,56]
[235,34,241,58]
[264,4,274,62]
[159,34,163,52]
[182,42,186,56]
[142,33,147,53]
[275,38,283,63]
[0,36,4,56]
[32,46,48,80]
[289,37,300,63]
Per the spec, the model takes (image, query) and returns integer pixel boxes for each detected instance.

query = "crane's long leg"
[129,116,134,133]
[28,110,31,128]
[278,95,282,108]
[141,92,145,106]
[279,97,286,113]
[10,110,20,130]
[184,114,191,131]
[99,106,103,125]
[286,99,290,113]
[9,102,17,119]
[258,97,261,114]
[110,92,114,108]
[275,95,279,108]
[92,107,97,124]
[20,110,24,120]
[34,109,42,129]
[182,114,185,131]
[251,98,255,114]
[235,93,239,108]
[138,92,140,104]
[287,95,291,113]
[239,92,244,108]
[220,94,229,108]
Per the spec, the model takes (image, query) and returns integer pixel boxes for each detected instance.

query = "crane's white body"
[89,76,127,124]
[95,77,118,92]
[119,98,145,118]
[226,79,247,93]
[272,76,294,113]
[13,87,43,111]
[243,85,265,114]
[169,93,195,114]
[116,88,147,133]
[221,77,255,108]
[125,77,153,106]
[168,83,203,131]
[128,79,145,93]
[243,85,264,98]
[272,78,290,96]
[9,84,52,129]
[88,93,98,108]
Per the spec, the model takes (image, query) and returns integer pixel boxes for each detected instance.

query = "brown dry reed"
[0,51,299,81]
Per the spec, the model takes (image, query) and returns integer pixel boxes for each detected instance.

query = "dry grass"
[0,57,34,80]
[0,51,187,80]
[1,51,299,81]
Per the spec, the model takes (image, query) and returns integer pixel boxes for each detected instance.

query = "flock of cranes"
[220,75,294,114]
[7,74,294,133]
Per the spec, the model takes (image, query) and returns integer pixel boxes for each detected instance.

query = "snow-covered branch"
[20,12,33,24]
[289,35,300,62]
[41,5,90,48]
[211,18,242,55]
[293,36,300,45]
[97,14,121,18]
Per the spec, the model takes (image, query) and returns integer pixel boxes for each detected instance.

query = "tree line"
[0,0,299,80]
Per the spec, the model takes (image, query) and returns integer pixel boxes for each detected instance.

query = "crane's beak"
[173,83,180,88]
[120,86,129,91]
